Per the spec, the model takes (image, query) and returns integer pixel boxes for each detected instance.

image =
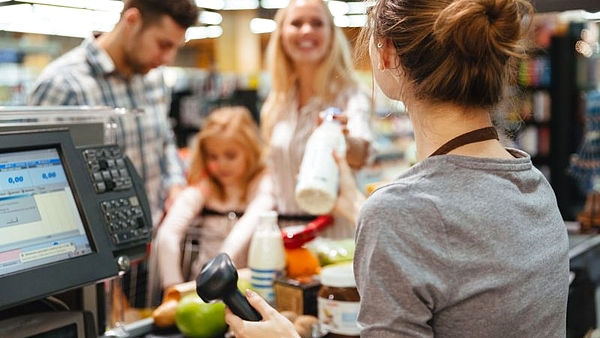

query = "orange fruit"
[285,247,321,278]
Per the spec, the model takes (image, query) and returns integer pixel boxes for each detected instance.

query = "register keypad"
[82,146,133,193]
[81,145,151,246]
[100,197,150,245]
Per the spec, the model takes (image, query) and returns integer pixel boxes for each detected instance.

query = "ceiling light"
[328,1,349,16]
[15,0,123,12]
[250,18,276,34]
[199,10,222,25]
[186,25,223,40]
[260,0,288,9]
[0,4,118,38]
[347,1,373,14]
[196,0,258,11]
[333,14,367,28]
[222,0,258,10]
[582,11,600,21]
[195,0,224,10]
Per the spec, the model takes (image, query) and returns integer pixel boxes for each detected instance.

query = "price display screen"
[0,147,91,277]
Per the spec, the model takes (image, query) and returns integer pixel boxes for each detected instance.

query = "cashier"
[225,0,569,337]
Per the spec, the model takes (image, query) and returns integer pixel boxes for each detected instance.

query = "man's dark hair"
[123,0,199,29]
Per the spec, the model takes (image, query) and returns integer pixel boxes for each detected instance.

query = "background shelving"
[508,17,600,221]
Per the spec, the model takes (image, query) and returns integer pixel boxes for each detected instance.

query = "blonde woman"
[259,0,375,239]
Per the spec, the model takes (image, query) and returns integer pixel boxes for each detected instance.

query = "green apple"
[237,277,254,293]
[175,293,228,338]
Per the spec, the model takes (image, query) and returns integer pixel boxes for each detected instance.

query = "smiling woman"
[253,0,376,240]
[280,0,333,67]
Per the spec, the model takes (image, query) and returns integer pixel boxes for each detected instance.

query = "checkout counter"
[568,225,600,337]
[0,107,599,337]
[101,226,600,338]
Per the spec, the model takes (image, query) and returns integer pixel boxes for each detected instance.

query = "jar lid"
[320,262,356,288]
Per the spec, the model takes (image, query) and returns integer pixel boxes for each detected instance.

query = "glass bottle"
[247,211,286,304]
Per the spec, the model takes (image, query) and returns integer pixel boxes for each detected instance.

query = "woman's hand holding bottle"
[318,108,370,169]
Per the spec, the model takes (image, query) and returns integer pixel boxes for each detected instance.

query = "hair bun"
[434,0,532,62]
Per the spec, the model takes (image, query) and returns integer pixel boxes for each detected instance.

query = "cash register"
[0,108,153,337]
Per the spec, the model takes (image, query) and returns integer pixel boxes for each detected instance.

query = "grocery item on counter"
[152,281,197,328]
[318,262,360,338]
[306,237,355,267]
[152,276,254,328]
[274,275,321,317]
[294,315,320,338]
[248,211,286,304]
[285,247,321,279]
[280,311,320,338]
[175,293,227,338]
[281,215,334,249]
[281,215,333,278]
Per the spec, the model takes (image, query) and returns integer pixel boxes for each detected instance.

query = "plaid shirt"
[28,35,186,226]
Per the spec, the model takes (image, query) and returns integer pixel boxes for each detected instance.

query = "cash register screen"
[0,147,91,277]
[0,129,117,312]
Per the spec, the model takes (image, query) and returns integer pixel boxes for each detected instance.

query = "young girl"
[155,106,267,290]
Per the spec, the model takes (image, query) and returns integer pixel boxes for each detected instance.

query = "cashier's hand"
[225,290,300,338]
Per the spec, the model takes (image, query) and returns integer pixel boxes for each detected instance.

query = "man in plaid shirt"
[29,0,199,226]
[28,0,200,309]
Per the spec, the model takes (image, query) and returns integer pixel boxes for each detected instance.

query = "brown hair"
[187,106,265,202]
[359,0,533,108]
[122,0,199,29]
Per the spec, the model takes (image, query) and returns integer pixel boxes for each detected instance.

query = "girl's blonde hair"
[187,106,265,202]
[260,0,358,141]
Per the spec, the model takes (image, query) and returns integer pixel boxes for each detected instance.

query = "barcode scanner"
[196,252,262,321]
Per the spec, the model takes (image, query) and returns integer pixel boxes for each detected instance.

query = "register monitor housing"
[0,128,118,311]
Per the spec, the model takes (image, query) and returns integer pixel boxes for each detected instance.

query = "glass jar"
[317,262,360,338]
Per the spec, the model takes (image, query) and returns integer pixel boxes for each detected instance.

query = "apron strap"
[429,126,499,157]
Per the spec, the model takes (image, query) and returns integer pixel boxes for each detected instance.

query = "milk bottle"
[295,107,347,215]
[247,211,286,304]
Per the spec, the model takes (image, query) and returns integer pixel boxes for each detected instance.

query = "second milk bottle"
[247,211,286,304]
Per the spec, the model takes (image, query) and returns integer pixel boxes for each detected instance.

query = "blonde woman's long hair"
[260,0,358,141]
[187,106,265,202]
